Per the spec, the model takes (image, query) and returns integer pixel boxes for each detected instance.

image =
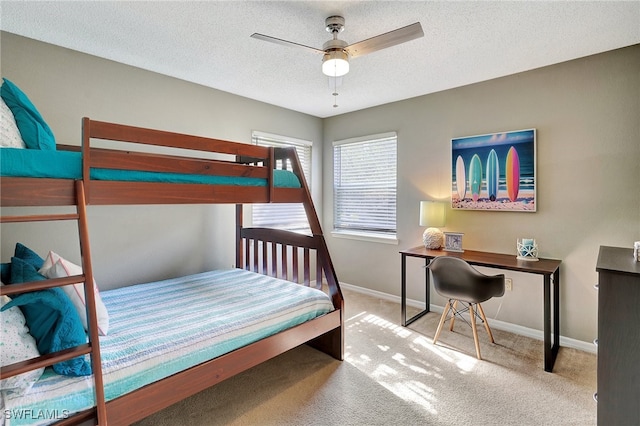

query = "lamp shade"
[322,50,349,77]
[419,201,446,227]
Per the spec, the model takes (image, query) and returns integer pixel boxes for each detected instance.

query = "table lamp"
[420,201,446,249]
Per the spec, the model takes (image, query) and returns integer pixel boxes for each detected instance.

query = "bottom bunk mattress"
[2,268,334,425]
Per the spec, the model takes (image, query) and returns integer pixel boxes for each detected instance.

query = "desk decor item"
[634,241,640,262]
[517,238,539,261]
[444,232,464,252]
[451,129,536,212]
[420,201,446,249]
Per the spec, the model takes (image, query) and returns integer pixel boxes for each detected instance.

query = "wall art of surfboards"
[506,146,520,201]
[486,149,499,201]
[455,155,466,200]
[468,153,482,202]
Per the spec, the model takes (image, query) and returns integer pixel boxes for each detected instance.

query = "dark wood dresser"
[596,245,640,425]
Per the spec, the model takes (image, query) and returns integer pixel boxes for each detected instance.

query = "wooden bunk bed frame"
[0,118,344,425]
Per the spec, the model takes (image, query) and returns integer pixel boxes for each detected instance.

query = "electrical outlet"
[505,278,513,291]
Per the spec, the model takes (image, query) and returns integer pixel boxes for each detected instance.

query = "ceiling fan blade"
[345,22,424,58]
[250,33,325,55]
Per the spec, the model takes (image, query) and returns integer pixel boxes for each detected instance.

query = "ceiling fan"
[251,16,424,78]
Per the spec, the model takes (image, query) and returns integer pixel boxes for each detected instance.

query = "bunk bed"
[0,117,344,425]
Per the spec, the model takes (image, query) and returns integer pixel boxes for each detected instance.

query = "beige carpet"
[134,288,597,425]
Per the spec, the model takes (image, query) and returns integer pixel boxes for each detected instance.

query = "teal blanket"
[0,148,300,188]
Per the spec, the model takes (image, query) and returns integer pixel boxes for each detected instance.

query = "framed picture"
[451,129,536,212]
[444,232,464,252]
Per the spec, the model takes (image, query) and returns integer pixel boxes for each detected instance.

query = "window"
[333,132,397,238]
[252,131,312,232]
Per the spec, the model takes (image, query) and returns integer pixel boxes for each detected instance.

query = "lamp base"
[423,228,444,249]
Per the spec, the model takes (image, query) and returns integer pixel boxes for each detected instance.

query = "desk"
[400,246,561,372]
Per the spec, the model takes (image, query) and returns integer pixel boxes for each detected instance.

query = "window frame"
[332,131,398,243]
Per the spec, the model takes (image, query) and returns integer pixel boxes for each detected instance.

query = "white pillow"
[39,251,110,335]
[0,97,26,148]
[0,295,45,395]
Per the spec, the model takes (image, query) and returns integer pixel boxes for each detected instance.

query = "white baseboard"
[340,282,597,355]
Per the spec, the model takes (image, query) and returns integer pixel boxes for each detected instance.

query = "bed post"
[308,233,344,360]
[236,204,243,269]
[82,117,91,203]
[267,147,275,202]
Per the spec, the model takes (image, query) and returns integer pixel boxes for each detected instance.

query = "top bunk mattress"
[0,148,301,188]
[2,268,333,425]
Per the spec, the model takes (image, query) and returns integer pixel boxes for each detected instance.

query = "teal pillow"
[1,262,10,284]
[13,242,44,270]
[5,257,91,376]
[9,256,45,287]
[0,78,56,150]
[3,243,44,284]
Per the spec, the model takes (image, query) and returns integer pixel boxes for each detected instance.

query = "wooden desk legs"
[401,254,430,326]
[543,270,560,372]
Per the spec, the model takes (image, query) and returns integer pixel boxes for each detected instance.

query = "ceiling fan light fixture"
[322,50,349,77]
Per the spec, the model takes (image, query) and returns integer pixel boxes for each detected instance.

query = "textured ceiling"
[1,1,639,118]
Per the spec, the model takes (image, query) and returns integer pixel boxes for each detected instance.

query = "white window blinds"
[333,132,397,235]
[252,131,312,231]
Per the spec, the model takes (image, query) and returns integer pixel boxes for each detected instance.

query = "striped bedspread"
[2,269,333,425]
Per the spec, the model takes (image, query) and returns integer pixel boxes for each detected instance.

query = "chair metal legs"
[433,299,495,360]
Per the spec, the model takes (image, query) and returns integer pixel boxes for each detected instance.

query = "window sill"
[331,230,398,245]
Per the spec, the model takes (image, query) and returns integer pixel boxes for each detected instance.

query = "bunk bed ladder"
[0,180,107,425]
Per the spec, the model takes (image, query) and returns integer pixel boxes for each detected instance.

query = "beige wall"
[0,32,323,289]
[323,44,640,343]
[2,31,639,344]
